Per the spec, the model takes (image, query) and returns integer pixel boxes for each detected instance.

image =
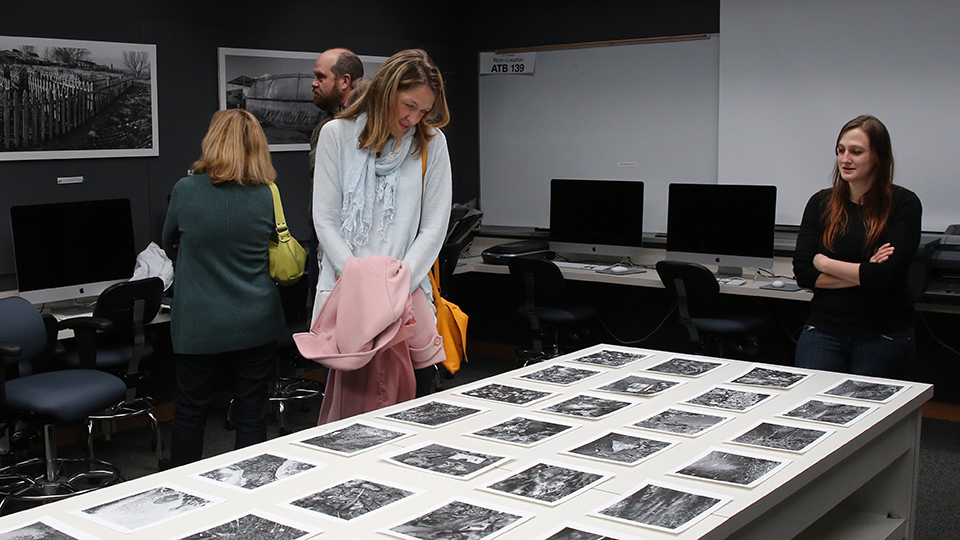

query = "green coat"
[162,173,284,354]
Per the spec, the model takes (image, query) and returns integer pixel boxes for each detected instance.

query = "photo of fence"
[0,35,158,161]
[218,48,386,151]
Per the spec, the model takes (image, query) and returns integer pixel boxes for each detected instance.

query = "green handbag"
[267,183,307,285]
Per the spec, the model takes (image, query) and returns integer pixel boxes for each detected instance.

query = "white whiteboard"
[718,0,960,231]
[479,36,720,233]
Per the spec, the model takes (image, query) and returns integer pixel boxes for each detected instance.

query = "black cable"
[598,304,677,345]
[919,311,960,358]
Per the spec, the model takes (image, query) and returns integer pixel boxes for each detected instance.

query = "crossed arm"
[812,243,894,289]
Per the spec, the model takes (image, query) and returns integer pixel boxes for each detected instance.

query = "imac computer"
[549,179,644,259]
[10,198,137,308]
[666,183,777,276]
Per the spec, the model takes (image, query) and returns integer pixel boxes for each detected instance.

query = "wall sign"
[479,53,536,75]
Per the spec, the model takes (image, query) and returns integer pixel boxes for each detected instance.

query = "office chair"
[655,260,766,357]
[507,258,599,366]
[225,278,323,435]
[59,277,165,466]
[437,211,483,299]
[0,296,125,512]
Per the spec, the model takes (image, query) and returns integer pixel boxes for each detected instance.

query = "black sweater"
[793,186,922,337]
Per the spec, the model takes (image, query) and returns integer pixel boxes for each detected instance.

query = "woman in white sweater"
[311,49,452,395]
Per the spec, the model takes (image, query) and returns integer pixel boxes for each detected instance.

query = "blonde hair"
[192,109,277,185]
[340,49,449,154]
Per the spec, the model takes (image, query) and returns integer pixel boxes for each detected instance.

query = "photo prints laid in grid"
[292,421,414,456]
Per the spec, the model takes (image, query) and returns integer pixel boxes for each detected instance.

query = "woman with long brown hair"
[162,109,285,465]
[793,115,922,377]
[308,49,451,415]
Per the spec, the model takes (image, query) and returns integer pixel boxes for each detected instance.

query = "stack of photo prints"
[0,345,914,540]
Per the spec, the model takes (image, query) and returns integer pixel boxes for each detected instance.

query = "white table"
[0,344,931,540]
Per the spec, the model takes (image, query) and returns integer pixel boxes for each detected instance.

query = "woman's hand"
[870,243,894,263]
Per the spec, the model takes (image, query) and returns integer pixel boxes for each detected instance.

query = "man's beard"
[313,85,344,114]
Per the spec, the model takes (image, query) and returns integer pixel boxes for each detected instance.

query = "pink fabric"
[293,255,444,424]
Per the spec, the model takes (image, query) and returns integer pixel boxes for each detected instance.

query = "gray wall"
[0,1,721,284]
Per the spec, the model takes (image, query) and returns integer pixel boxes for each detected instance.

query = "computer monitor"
[10,198,137,306]
[666,183,777,276]
[549,179,644,259]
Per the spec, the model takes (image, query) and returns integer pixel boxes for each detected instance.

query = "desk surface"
[0,344,931,540]
[457,237,813,302]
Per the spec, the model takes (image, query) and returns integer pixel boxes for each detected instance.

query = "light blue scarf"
[339,113,415,249]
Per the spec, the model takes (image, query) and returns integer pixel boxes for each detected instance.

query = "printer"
[923,225,960,303]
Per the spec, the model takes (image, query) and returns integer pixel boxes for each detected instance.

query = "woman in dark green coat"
[162,109,285,466]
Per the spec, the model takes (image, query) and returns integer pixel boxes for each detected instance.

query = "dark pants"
[170,341,276,466]
[795,326,915,379]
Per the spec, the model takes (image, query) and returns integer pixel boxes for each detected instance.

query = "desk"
[457,237,813,302]
[0,344,931,540]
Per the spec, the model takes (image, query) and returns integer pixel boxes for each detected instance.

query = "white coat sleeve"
[403,130,453,292]
[312,121,355,278]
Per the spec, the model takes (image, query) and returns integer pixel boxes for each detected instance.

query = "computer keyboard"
[552,261,611,271]
[716,277,747,286]
[49,307,95,320]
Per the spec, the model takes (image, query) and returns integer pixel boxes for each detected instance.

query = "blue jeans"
[170,341,276,466]
[795,326,914,379]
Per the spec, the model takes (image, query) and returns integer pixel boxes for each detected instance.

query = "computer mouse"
[610,266,629,273]
[771,280,785,288]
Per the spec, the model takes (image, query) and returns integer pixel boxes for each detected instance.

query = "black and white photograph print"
[644,355,726,377]
[684,385,773,412]
[820,378,909,403]
[779,399,876,427]
[561,430,676,466]
[670,447,790,488]
[534,522,644,540]
[590,480,729,534]
[384,497,533,540]
[468,415,579,448]
[538,393,635,420]
[728,365,811,389]
[534,521,645,540]
[293,421,414,456]
[194,452,321,492]
[381,399,488,428]
[174,510,320,540]
[594,373,683,397]
[283,475,420,523]
[0,35,159,161]
[481,460,610,506]
[218,47,386,150]
[727,421,834,454]
[569,348,652,368]
[516,364,605,386]
[457,382,556,406]
[73,484,223,534]
[629,407,733,437]
[381,441,513,480]
[0,518,98,540]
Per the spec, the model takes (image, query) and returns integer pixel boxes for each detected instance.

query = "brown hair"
[331,49,364,83]
[822,115,895,254]
[192,109,276,186]
[339,49,449,154]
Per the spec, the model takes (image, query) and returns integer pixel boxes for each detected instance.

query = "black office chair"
[59,277,165,465]
[508,257,600,366]
[437,211,483,300]
[225,278,323,435]
[655,260,765,357]
[0,296,125,513]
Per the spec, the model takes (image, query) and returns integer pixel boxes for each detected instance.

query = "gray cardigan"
[162,173,285,354]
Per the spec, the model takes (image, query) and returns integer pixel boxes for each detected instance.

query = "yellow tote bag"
[267,183,307,285]
[430,259,468,374]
